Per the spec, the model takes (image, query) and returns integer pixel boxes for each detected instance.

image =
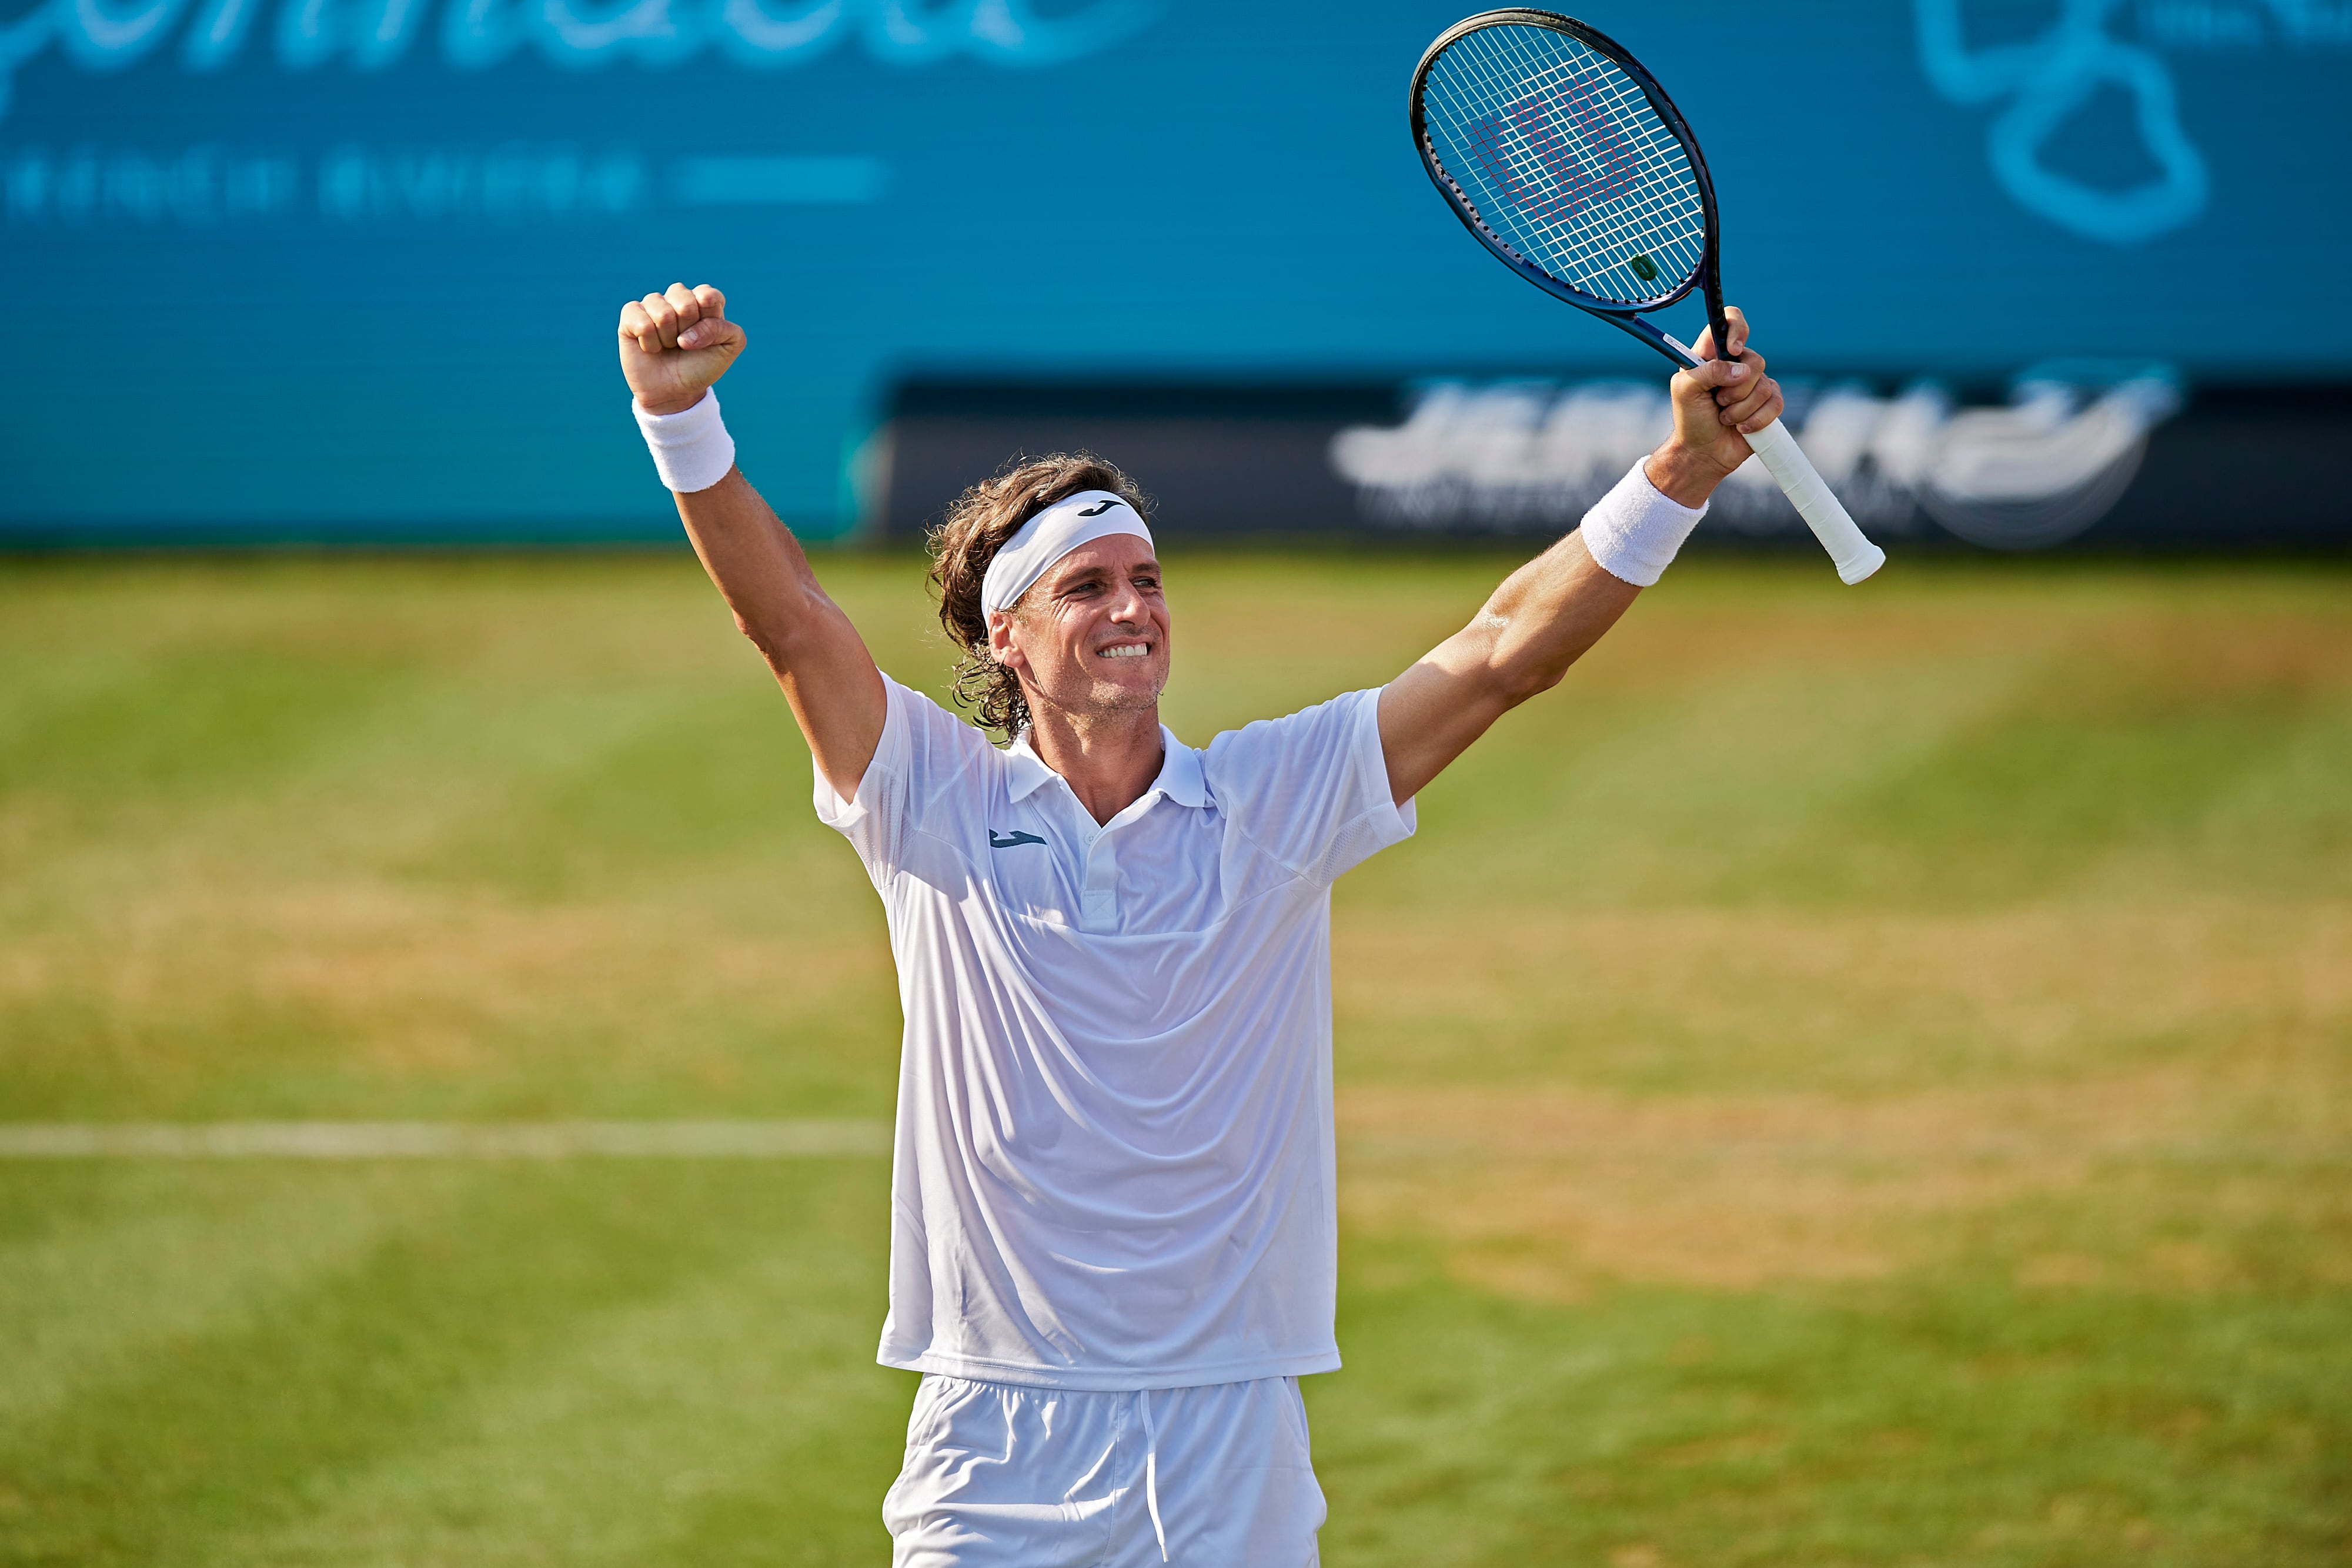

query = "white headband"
[979,490,1154,618]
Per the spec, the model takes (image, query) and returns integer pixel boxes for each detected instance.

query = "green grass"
[1,552,2348,1566]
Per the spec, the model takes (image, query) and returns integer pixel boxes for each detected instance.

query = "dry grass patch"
[1338,1065,2350,1299]
[1335,899,2352,1092]
[0,864,897,1115]
[1336,895,2352,1298]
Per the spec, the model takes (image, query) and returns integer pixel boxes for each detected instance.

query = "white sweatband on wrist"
[980,490,1153,617]
[1577,458,1708,587]
[633,390,737,494]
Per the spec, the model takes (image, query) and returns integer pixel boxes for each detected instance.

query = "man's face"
[989,532,1171,723]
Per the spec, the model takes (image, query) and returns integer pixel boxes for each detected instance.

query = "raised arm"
[1377,307,1785,804]
[619,283,886,798]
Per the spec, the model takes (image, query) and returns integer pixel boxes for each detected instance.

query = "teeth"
[1101,644,1148,658]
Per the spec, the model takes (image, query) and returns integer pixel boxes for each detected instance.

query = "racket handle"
[1742,417,1887,584]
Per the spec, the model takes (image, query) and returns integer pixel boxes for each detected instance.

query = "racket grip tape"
[1742,418,1887,584]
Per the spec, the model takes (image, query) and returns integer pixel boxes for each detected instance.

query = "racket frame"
[1409,8,1733,373]
[1409,8,1888,584]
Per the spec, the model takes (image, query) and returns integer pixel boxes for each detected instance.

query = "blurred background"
[2,2,2348,1565]
[3,0,2350,549]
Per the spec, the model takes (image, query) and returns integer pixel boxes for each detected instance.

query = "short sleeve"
[1202,686,1417,887]
[813,676,994,880]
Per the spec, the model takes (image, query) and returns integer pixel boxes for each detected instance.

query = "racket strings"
[1441,34,1700,295]
[1442,29,1702,291]
[1422,24,1706,307]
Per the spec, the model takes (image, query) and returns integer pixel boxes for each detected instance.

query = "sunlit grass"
[1,552,2347,1566]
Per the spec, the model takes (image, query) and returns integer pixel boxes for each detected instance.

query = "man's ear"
[986,611,1026,676]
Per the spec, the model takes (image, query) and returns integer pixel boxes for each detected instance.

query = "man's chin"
[1089,680,1163,713]
[1077,666,1166,713]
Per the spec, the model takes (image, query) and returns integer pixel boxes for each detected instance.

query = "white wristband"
[633,390,737,494]
[1578,458,1708,587]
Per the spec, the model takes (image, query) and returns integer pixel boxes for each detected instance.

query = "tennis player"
[617,280,1782,1566]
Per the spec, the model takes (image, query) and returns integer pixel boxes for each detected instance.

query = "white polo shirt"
[815,677,1416,1391]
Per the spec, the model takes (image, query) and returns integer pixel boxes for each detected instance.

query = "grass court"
[2,551,2347,1566]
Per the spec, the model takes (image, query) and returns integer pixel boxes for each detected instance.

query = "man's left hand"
[1645,305,1784,507]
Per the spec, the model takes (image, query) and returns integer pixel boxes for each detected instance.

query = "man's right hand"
[619,282,746,414]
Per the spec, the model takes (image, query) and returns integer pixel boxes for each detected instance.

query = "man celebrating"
[618,281,1783,1566]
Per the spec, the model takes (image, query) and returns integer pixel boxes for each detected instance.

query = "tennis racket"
[1410,9,1887,584]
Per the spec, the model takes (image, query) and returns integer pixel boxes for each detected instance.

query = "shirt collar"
[1153,727,1209,808]
[1005,724,1209,810]
[1004,728,1057,801]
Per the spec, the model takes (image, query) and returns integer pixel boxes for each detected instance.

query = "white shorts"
[883,1374,1327,1567]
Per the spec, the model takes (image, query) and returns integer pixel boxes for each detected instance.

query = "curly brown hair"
[927,452,1155,741]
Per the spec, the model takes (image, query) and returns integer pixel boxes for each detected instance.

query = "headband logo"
[1076,499,1120,516]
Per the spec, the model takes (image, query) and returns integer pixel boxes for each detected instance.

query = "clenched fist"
[619,283,746,415]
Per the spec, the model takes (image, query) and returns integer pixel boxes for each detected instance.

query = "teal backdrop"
[1,0,2346,540]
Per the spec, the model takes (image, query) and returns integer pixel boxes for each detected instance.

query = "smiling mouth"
[1097,643,1152,660]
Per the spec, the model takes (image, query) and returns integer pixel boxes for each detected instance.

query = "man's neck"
[1025,701,1164,825]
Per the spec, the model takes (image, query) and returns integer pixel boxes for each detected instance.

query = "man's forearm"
[666,466,887,794]
[1487,437,1723,680]
[671,470,826,666]
[631,388,836,668]
[1377,527,1638,801]
[1377,435,1716,798]
[1475,528,1642,697]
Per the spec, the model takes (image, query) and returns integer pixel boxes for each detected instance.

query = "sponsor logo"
[1331,363,2183,550]
[0,0,1161,123]
[988,829,1047,849]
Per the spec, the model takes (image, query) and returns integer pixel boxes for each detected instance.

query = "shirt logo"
[989,830,1047,849]
[1074,498,1120,516]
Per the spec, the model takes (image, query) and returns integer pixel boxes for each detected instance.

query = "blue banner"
[2,0,2345,539]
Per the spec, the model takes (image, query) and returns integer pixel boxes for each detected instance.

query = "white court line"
[0,1121,890,1159]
